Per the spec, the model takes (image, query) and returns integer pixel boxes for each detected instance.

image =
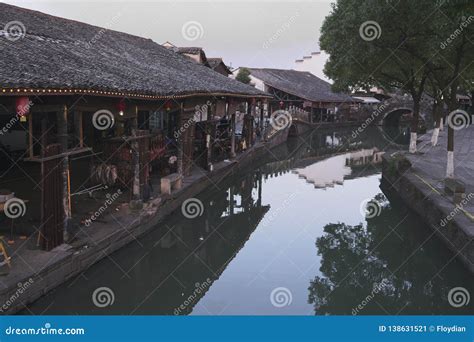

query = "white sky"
[2,0,333,70]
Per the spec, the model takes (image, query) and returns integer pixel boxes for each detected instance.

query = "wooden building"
[232,68,358,122]
[207,58,232,76]
[0,3,270,250]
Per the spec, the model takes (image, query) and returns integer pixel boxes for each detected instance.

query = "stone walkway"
[408,125,474,221]
[385,124,474,273]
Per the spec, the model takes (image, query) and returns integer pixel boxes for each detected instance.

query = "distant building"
[207,58,232,76]
[162,42,231,77]
[232,67,358,122]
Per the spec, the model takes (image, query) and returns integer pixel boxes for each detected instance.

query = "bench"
[160,173,182,195]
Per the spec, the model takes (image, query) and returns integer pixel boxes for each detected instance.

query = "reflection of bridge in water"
[26,126,416,315]
[260,127,391,187]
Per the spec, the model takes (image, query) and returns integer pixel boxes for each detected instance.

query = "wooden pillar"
[177,102,184,176]
[57,105,71,241]
[206,130,212,171]
[28,112,34,158]
[230,110,236,158]
[131,129,141,201]
[129,106,143,208]
[74,111,84,148]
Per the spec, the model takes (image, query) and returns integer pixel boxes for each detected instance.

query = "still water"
[26,127,473,315]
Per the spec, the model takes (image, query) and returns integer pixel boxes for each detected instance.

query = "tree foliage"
[235,68,252,84]
[320,0,473,112]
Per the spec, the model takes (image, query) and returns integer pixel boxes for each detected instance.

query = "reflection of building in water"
[294,149,383,188]
[25,170,270,315]
[345,149,384,167]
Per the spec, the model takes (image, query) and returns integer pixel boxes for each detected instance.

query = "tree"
[320,0,434,153]
[420,0,474,177]
[235,68,252,84]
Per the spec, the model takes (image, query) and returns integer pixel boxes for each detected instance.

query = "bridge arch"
[382,107,412,126]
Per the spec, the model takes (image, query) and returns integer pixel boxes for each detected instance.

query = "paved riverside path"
[383,124,474,273]
[409,124,474,219]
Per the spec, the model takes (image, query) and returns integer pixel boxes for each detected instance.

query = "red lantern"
[164,100,172,111]
[16,96,30,117]
[117,98,126,112]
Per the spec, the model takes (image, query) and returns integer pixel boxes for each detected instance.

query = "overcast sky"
[3,0,333,70]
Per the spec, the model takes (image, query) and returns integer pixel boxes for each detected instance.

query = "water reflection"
[24,127,473,315]
[308,192,474,315]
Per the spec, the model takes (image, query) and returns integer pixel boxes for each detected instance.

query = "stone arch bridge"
[371,93,433,127]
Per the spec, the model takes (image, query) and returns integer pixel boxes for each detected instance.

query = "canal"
[25,126,473,315]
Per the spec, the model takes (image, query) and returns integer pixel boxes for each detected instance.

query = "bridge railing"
[288,106,310,123]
